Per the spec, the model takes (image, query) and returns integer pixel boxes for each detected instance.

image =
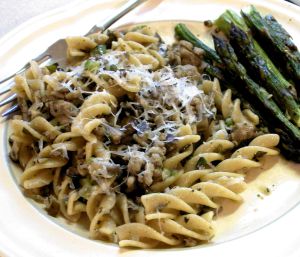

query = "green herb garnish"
[109,64,118,71]
[253,151,267,161]
[196,157,207,168]
[90,44,107,56]
[46,63,58,73]
[84,60,100,71]
[225,118,234,127]
[162,169,178,180]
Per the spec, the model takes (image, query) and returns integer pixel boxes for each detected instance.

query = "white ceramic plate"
[1,0,300,256]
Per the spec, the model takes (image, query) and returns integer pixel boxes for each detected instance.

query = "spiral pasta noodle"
[9,25,280,249]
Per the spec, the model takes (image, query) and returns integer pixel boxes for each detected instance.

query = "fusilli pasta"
[9,25,279,249]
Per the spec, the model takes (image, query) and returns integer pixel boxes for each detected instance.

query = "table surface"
[0,0,71,38]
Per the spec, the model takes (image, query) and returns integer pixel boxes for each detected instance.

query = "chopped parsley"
[162,169,178,180]
[196,157,207,168]
[225,117,234,127]
[90,44,107,56]
[253,151,267,161]
[84,60,100,71]
[46,63,58,73]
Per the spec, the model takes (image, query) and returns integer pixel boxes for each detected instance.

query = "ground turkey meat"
[48,100,79,117]
[127,155,145,175]
[231,122,257,143]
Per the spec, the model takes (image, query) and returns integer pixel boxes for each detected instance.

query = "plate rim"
[1,0,300,256]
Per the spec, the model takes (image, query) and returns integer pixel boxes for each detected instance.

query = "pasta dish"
[9,25,280,248]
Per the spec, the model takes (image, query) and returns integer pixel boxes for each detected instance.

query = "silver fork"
[0,0,146,117]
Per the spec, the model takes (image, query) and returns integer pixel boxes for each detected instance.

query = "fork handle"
[85,0,146,35]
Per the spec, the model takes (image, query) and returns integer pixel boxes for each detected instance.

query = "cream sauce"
[214,155,300,242]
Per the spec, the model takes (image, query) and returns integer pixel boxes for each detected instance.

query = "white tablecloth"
[0,0,71,38]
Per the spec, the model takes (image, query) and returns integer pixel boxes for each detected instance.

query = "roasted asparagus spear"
[175,24,241,97]
[175,22,300,161]
[241,6,300,88]
[213,35,300,161]
[215,10,300,127]
[175,23,221,64]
